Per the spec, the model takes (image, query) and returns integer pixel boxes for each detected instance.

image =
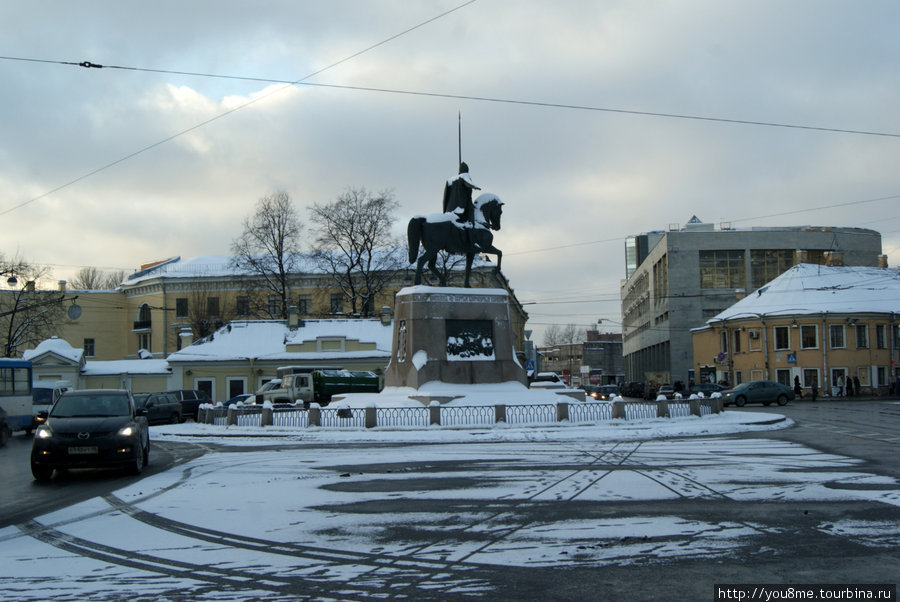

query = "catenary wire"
[0,0,478,218]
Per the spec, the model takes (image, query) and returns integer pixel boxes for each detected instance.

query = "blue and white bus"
[0,358,34,434]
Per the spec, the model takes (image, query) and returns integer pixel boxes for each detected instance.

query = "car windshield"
[51,394,130,418]
[32,388,54,404]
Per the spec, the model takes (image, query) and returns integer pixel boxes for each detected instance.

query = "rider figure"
[442,162,480,226]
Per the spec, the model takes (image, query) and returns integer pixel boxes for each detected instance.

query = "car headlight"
[117,425,137,437]
[36,425,53,439]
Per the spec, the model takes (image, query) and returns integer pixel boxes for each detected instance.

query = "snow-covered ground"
[2,412,899,600]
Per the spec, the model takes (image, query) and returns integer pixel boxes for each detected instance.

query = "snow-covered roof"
[81,359,172,376]
[167,319,393,363]
[707,263,900,324]
[23,337,84,364]
[124,250,493,285]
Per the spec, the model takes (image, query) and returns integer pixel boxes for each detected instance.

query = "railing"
[197,397,725,431]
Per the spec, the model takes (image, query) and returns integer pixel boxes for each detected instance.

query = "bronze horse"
[407,194,503,287]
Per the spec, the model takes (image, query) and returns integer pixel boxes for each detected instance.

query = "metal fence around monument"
[625,402,659,420]
[568,401,614,423]
[506,403,555,425]
[234,405,263,427]
[320,407,366,428]
[272,407,309,427]
[440,405,494,427]
[668,402,692,418]
[377,406,430,427]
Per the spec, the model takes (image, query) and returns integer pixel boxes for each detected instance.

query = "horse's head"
[474,193,503,230]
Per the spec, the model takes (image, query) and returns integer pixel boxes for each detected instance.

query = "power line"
[0,0,478,218]
[4,53,900,140]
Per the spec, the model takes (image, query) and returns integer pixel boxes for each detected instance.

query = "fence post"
[429,402,441,426]
[226,406,236,426]
[657,400,668,418]
[612,400,626,420]
[261,406,273,427]
[365,406,377,429]
[495,404,506,424]
[689,399,701,417]
[714,398,724,413]
[556,402,569,422]
[308,405,321,427]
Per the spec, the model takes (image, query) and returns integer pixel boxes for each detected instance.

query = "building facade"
[692,264,900,396]
[537,331,623,387]
[15,253,527,364]
[621,218,884,388]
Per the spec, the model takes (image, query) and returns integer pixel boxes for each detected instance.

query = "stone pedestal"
[384,286,526,390]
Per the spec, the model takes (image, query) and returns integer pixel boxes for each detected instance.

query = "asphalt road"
[1,400,898,600]
[0,427,208,528]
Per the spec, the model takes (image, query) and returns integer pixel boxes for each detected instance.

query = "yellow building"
[692,264,900,396]
[43,254,527,363]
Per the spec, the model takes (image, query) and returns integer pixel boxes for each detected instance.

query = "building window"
[732,330,741,353]
[720,331,728,353]
[775,369,791,387]
[855,324,868,349]
[297,295,311,315]
[748,328,762,351]
[236,296,250,316]
[750,249,794,290]
[84,338,95,358]
[330,294,344,314]
[207,297,220,318]
[877,366,887,387]
[800,325,817,349]
[829,324,845,349]
[734,371,743,385]
[803,368,819,388]
[267,295,281,317]
[653,254,668,302]
[773,326,789,350]
[876,324,887,349]
[175,298,188,318]
[699,250,745,289]
[138,332,151,352]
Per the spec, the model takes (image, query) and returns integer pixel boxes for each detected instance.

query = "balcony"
[132,319,152,332]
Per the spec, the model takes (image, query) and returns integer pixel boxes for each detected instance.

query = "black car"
[165,389,212,420]
[690,383,725,396]
[0,406,10,447]
[31,389,149,481]
[134,392,182,425]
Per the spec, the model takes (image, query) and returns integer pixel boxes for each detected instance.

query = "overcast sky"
[2,0,898,344]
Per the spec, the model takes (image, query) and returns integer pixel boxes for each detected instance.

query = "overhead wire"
[0,0,479,218]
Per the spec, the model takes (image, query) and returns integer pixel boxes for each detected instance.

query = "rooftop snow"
[706,263,900,324]
[22,337,83,364]
[167,319,393,363]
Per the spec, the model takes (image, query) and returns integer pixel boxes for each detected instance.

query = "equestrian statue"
[407,162,504,287]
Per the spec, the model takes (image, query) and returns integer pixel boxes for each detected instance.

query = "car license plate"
[68,446,99,455]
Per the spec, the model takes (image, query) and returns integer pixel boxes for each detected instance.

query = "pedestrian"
[793,375,802,400]
[846,377,853,397]
[811,381,818,402]
[853,376,861,397]
[836,375,844,397]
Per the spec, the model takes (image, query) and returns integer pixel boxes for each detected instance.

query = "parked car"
[721,381,794,407]
[656,384,676,399]
[134,392,182,425]
[165,389,212,420]
[0,406,10,447]
[584,384,620,401]
[30,389,149,481]
[690,383,724,396]
[621,382,644,398]
[530,372,566,389]
[224,393,254,407]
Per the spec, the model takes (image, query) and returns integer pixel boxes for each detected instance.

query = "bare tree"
[309,188,405,317]
[230,191,304,319]
[186,284,236,339]
[1,254,67,357]
[542,323,586,347]
[102,270,126,289]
